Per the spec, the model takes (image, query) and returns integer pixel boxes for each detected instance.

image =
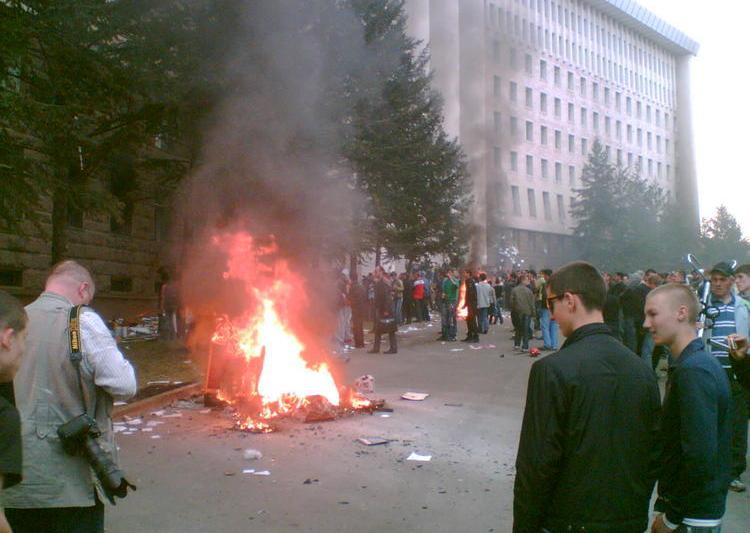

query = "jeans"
[441,301,457,339]
[539,308,558,349]
[514,314,532,349]
[478,307,489,333]
[373,331,396,352]
[393,297,403,326]
[730,376,748,478]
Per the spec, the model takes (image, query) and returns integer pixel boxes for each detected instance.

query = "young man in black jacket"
[514,262,661,533]
[644,284,731,533]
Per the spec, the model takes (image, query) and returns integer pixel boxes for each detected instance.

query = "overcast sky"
[638,0,748,235]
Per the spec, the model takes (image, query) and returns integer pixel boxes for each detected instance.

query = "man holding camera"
[2,261,136,533]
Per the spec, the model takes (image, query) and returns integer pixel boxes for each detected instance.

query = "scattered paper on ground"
[356,437,389,446]
[449,348,464,352]
[406,452,432,462]
[253,470,271,476]
[401,392,429,401]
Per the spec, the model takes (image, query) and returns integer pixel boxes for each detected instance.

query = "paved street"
[109,317,750,533]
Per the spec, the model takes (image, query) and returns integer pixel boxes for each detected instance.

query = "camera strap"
[69,304,90,415]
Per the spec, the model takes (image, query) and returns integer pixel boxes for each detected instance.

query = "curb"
[114,382,203,418]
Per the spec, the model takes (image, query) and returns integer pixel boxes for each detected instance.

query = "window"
[493,112,502,136]
[526,155,534,176]
[510,81,518,102]
[554,97,561,118]
[604,116,611,136]
[648,158,653,177]
[525,87,533,107]
[581,138,588,155]
[510,47,518,68]
[555,162,562,183]
[628,152,634,166]
[540,125,548,145]
[568,165,575,186]
[665,138,670,154]
[555,130,562,149]
[616,120,622,140]
[527,188,537,217]
[655,109,661,127]
[617,149,623,165]
[647,131,652,150]
[540,59,547,80]
[510,151,518,171]
[636,100,642,119]
[592,82,599,101]
[493,146,501,167]
[580,76,586,97]
[626,96,632,115]
[493,76,501,97]
[637,128,643,147]
[568,134,575,153]
[567,71,574,90]
[627,124,633,143]
[646,105,652,123]
[604,87,610,106]
[568,102,574,122]
[67,207,83,229]
[493,40,501,62]
[526,120,534,141]
[525,53,532,74]
[593,111,599,131]
[541,159,549,178]
[580,107,587,127]
[540,92,548,113]
[543,192,552,220]
[554,66,561,86]
[510,116,518,136]
[0,268,22,288]
[615,91,621,111]
[511,186,521,215]
[111,276,133,293]
[557,194,566,220]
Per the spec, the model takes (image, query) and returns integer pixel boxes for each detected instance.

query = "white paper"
[146,420,164,427]
[406,452,432,462]
[401,392,429,401]
[126,419,143,426]
[113,401,127,406]
[161,412,182,418]
[142,428,153,432]
[242,469,255,474]
[151,410,166,416]
[380,414,391,418]
[199,409,211,414]
[449,348,464,352]
[147,380,170,385]
[253,470,271,476]
[150,435,161,439]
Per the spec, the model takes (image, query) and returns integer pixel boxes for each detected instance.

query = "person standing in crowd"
[735,264,750,302]
[412,272,427,322]
[334,271,352,354]
[621,269,661,365]
[461,269,479,343]
[368,266,397,354]
[537,269,558,350]
[349,275,367,349]
[0,291,27,533]
[490,276,504,325]
[402,272,414,325]
[390,272,404,327]
[514,262,660,533]
[510,274,535,351]
[476,273,495,335]
[3,261,136,533]
[159,271,181,340]
[603,272,627,340]
[439,269,459,341]
[644,283,731,533]
[703,262,750,493]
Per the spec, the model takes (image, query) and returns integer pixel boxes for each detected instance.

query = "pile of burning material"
[202,231,381,433]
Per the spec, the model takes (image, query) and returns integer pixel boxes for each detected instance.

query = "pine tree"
[700,205,750,264]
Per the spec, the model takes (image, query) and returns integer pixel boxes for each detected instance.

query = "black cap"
[710,262,735,277]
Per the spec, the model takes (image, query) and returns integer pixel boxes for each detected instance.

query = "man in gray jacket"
[2,261,136,533]
[510,274,536,351]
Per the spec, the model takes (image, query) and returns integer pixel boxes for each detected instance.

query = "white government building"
[404,0,699,268]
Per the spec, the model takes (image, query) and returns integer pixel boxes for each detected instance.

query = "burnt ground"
[108,316,750,533]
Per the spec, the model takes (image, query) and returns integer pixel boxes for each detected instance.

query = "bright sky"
[638,0,749,236]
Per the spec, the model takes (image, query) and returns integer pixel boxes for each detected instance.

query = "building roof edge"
[587,0,699,56]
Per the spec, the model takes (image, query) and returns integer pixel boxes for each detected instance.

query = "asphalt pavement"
[108,315,750,533]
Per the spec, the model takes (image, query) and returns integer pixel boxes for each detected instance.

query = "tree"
[346,0,471,265]
[0,1,193,262]
[571,140,668,271]
[699,205,750,265]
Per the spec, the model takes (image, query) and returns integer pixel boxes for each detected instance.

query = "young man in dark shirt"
[644,283,731,532]
[0,291,27,533]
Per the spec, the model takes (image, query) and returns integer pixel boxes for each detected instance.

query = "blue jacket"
[655,338,731,525]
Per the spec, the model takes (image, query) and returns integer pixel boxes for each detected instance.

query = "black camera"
[58,414,136,504]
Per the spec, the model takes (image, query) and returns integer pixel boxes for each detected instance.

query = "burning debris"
[203,231,376,432]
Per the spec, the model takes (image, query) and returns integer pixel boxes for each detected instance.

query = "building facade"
[405,0,699,269]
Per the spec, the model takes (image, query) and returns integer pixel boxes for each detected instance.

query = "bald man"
[2,261,136,533]
[644,284,731,533]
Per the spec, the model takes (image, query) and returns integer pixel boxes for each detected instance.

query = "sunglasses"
[546,292,578,311]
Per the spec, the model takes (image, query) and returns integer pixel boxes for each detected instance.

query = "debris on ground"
[444,403,463,407]
[401,392,429,401]
[406,452,432,462]
[354,374,375,394]
[243,448,263,460]
[356,436,390,446]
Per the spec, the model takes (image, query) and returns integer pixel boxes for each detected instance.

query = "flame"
[207,231,368,432]
[457,280,468,319]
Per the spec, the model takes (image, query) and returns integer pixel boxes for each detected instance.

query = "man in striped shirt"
[706,262,750,493]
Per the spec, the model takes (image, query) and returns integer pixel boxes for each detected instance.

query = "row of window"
[492,112,671,157]
[488,0,677,106]
[496,148,672,182]
[0,267,135,292]
[510,186,570,222]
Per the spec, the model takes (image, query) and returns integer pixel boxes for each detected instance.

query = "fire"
[206,231,369,432]
[457,279,468,319]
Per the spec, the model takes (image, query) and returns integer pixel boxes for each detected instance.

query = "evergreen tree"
[700,205,750,264]
[346,0,471,264]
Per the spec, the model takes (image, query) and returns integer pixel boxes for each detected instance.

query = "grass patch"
[120,340,202,390]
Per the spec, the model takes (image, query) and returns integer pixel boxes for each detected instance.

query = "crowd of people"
[2,258,750,532]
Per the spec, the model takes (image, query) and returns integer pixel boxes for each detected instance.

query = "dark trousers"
[352,312,364,347]
[465,308,478,340]
[403,299,414,324]
[373,331,396,352]
[7,498,104,533]
[514,314,531,349]
[730,377,748,478]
